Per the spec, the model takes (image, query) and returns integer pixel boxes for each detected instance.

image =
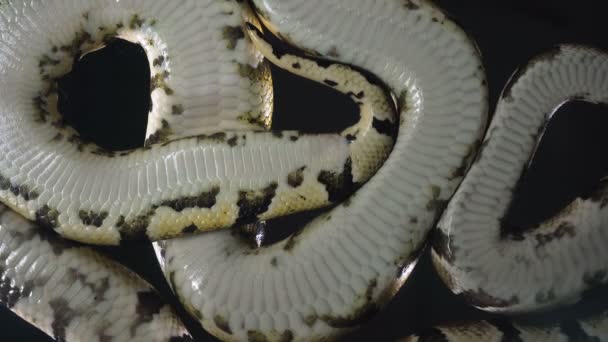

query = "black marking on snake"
[0,266,33,308]
[145,119,171,146]
[153,55,165,67]
[151,70,174,95]
[426,185,447,213]
[323,79,339,87]
[534,222,576,248]
[460,288,520,309]
[347,91,366,100]
[195,132,227,144]
[116,211,154,241]
[78,210,109,227]
[283,226,306,252]
[238,62,269,83]
[449,139,481,180]
[181,224,198,235]
[372,117,398,139]
[223,25,245,50]
[317,158,355,203]
[35,205,60,231]
[214,315,233,335]
[292,62,301,69]
[50,298,79,341]
[67,268,111,301]
[0,173,39,201]
[319,279,378,328]
[560,319,600,342]
[171,104,184,115]
[159,186,220,212]
[227,135,239,147]
[404,0,421,10]
[129,14,145,29]
[236,182,278,224]
[270,257,278,267]
[287,166,306,188]
[131,290,166,335]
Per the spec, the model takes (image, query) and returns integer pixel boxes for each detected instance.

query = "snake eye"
[57,38,151,151]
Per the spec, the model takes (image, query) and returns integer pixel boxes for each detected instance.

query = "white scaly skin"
[0,0,393,245]
[0,204,192,342]
[156,0,487,340]
[402,310,608,342]
[432,45,608,314]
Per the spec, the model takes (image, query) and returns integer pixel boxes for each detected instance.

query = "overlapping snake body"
[0,0,607,341]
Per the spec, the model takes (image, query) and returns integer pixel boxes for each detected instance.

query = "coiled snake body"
[0,0,606,341]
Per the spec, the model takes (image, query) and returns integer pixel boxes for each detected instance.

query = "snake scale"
[0,0,606,341]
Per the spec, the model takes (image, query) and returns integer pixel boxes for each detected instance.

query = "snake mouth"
[56,38,151,151]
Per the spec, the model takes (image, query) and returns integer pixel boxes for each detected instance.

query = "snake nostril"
[56,38,151,151]
[502,100,608,235]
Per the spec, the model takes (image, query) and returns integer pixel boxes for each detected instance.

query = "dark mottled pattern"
[461,288,520,309]
[0,266,32,309]
[181,224,198,235]
[404,0,421,10]
[150,71,174,96]
[153,55,165,67]
[196,132,227,144]
[145,119,171,146]
[283,226,306,252]
[222,25,245,50]
[49,298,78,341]
[426,185,447,213]
[116,210,154,240]
[35,205,60,231]
[372,117,398,139]
[236,182,278,224]
[449,139,481,180]
[131,290,165,335]
[317,158,354,203]
[214,315,232,335]
[78,210,109,227]
[159,186,220,212]
[287,166,306,188]
[0,173,39,201]
[534,222,576,248]
[66,268,110,301]
[323,79,338,87]
[171,104,184,115]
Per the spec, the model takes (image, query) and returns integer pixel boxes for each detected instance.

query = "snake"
[0,0,606,341]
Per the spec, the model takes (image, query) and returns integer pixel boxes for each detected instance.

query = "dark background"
[3,1,608,340]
